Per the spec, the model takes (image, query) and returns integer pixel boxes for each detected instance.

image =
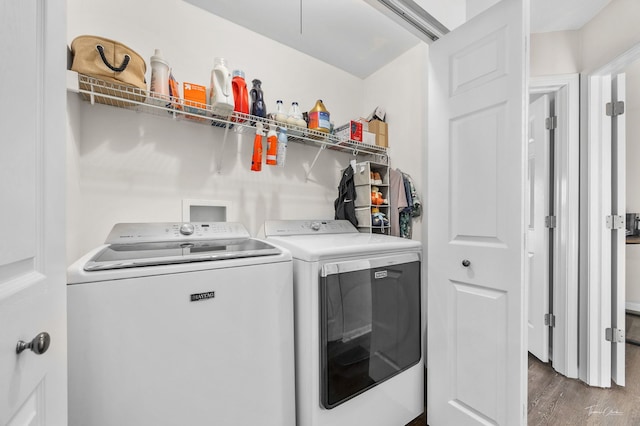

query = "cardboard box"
[183,82,207,116]
[368,119,388,148]
[362,131,376,145]
[335,120,363,142]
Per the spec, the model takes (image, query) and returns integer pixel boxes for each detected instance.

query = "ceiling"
[185,0,613,79]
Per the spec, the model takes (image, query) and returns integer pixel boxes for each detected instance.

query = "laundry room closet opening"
[65,0,427,265]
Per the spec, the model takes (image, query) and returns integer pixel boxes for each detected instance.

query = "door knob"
[16,332,51,355]
[462,259,471,267]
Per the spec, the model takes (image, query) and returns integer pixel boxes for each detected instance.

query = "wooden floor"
[406,342,640,425]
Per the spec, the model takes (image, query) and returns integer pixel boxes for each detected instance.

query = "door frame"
[583,43,640,387]
[529,74,580,378]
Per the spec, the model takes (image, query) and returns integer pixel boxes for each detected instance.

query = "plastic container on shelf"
[274,100,287,124]
[250,79,267,119]
[231,69,249,122]
[308,99,330,133]
[148,49,170,106]
[251,122,264,172]
[266,125,278,166]
[276,126,288,167]
[209,57,234,117]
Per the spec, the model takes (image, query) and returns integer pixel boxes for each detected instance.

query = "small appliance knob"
[311,222,321,231]
[180,223,195,235]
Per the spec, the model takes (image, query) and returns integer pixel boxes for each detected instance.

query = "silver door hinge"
[545,116,557,130]
[544,313,556,328]
[545,216,557,229]
[605,327,625,343]
[606,101,625,117]
[606,215,625,230]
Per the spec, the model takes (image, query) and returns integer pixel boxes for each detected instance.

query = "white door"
[527,94,551,363]
[587,71,627,387]
[0,0,67,425]
[611,72,626,386]
[427,0,528,424]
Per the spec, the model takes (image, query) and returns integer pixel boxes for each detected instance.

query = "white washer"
[264,220,423,426]
[67,222,295,426]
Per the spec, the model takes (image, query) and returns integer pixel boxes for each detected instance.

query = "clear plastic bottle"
[276,126,288,167]
[210,57,234,116]
[274,100,287,124]
[286,102,306,128]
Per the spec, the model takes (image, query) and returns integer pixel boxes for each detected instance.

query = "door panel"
[427,0,528,424]
[527,94,551,362]
[0,0,67,424]
[611,72,626,385]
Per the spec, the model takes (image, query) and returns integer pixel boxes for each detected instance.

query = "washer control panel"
[264,220,358,237]
[105,222,250,244]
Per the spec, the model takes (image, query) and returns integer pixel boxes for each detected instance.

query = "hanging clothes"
[334,165,358,227]
[388,168,408,237]
[398,170,422,238]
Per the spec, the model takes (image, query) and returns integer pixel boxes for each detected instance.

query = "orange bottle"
[251,123,264,171]
[266,125,278,165]
[231,70,249,122]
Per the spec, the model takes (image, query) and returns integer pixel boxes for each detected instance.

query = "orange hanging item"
[266,125,278,165]
[251,123,264,171]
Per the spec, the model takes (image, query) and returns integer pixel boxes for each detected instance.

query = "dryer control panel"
[264,220,357,237]
[105,222,250,244]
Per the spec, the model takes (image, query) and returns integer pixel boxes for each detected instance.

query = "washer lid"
[84,222,281,271]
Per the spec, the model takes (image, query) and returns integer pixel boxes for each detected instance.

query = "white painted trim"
[583,42,640,387]
[529,74,580,379]
[585,73,612,388]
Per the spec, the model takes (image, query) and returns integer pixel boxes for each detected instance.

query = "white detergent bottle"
[210,57,234,116]
[149,49,170,106]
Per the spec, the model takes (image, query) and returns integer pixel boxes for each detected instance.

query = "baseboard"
[626,301,640,315]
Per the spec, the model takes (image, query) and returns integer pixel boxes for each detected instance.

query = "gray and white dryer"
[264,219,423,426]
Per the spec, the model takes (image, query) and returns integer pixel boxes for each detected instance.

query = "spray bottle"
[251,122,264,172]
[276,126,288,167]
[266,125,278,166]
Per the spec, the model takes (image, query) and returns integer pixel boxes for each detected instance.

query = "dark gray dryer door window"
[320,253,421,409]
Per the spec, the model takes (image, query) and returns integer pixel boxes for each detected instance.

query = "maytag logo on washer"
[190,291,215,302]
[374,270,388,279]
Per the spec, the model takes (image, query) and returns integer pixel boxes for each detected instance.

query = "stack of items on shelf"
[336,161,420,237]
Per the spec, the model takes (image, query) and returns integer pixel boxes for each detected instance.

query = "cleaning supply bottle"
[149,49,170,106]
[308,99,330,133]
[231,69,249,122]
[287,102,306,128]
[250,79,267,119]
[274,100,287,124]
[266,125,278,166]
[276,126,288,167]
[210,57,234,117]
[251,122,264,172]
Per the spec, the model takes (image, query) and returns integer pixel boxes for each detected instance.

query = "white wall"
[416,0,466,30]
[530,31,581,77]
[363,43,428,241]
[580,0,640,73]
[66,0,426,264]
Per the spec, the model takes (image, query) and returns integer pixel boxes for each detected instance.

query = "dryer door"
[320,253,421,409]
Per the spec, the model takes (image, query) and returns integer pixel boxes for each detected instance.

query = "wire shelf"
[70,73,389,162]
